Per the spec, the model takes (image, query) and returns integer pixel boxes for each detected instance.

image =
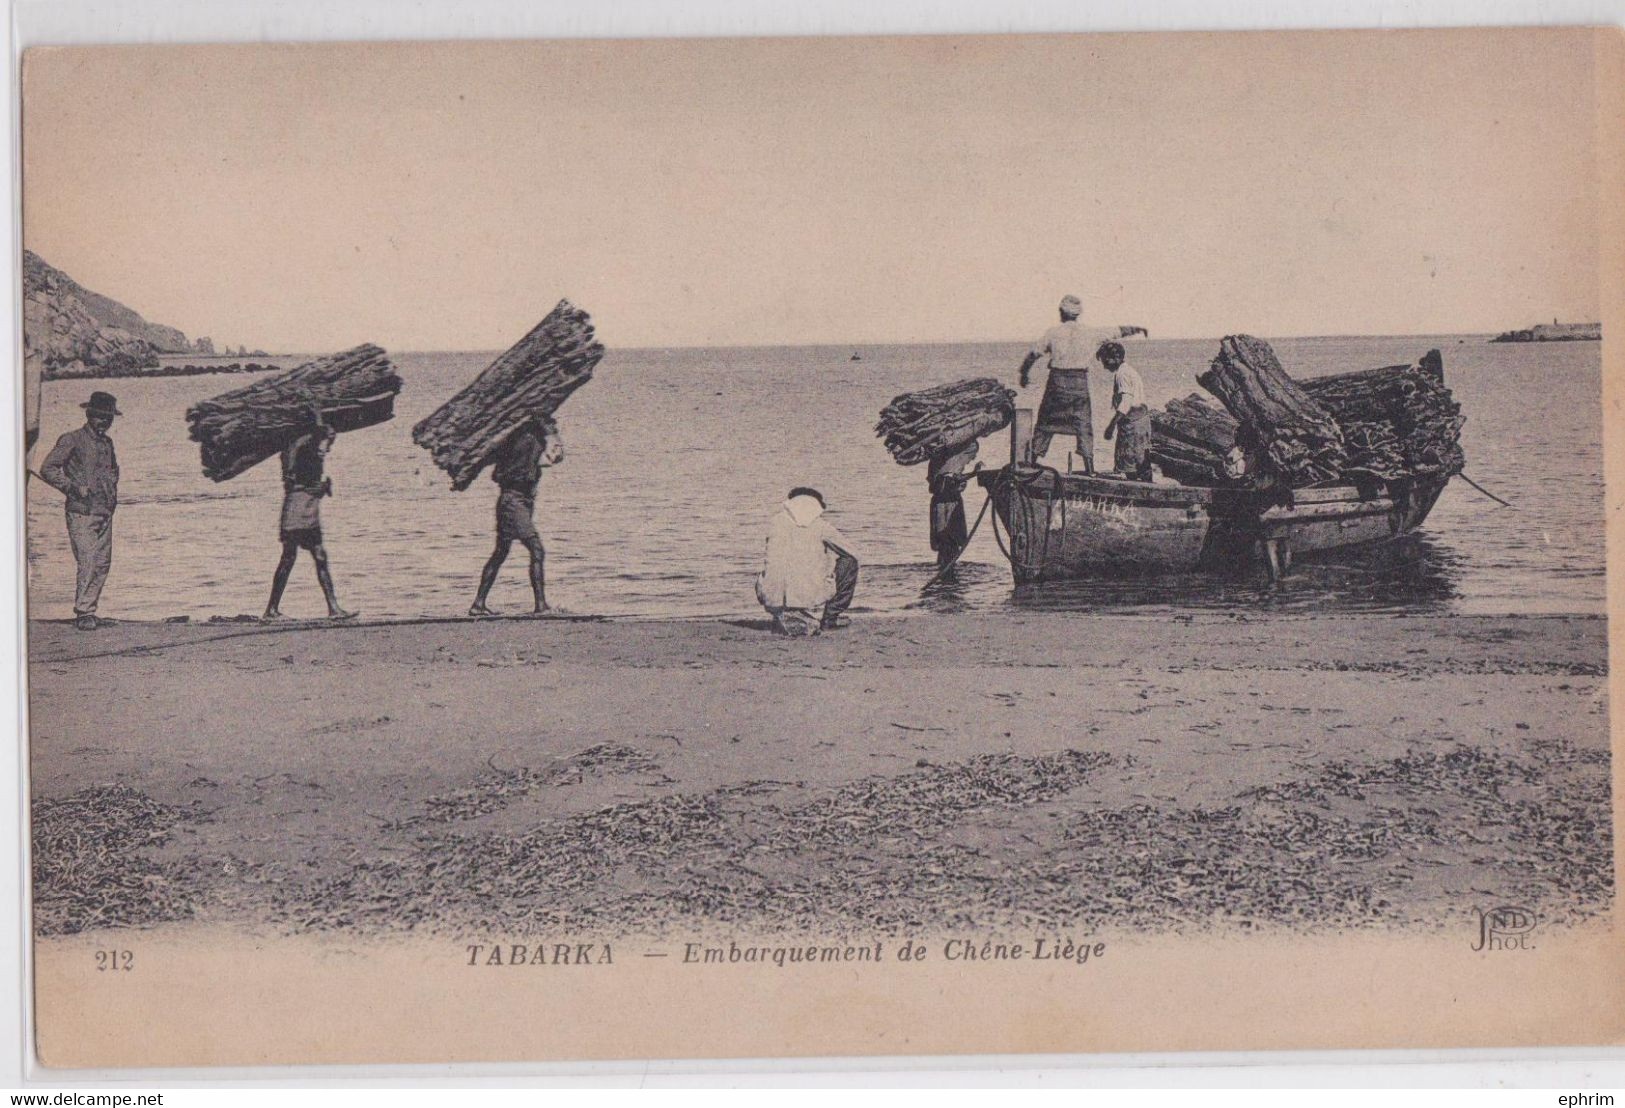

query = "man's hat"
[80,391,121,417]
[1059,294,1082,315]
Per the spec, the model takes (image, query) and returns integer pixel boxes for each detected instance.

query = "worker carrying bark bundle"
[414,299,602,617]
[876,377,1014,568]
[875,377,1016,467]
[413,299,603,491]
[185,344,403,482]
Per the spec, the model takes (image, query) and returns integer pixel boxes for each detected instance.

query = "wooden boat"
[975,463,1452,583]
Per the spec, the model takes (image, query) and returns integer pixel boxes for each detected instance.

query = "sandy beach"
[27,610,1612,941]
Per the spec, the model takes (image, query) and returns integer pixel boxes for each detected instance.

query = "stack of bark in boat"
[185,344,403,481]
[413,299,604,490]
[1297,350,1464,481]
[1150,343,1465,488]
[1148,394,1238,486]
[1197,334,1348,486]
[876,378,1017,466]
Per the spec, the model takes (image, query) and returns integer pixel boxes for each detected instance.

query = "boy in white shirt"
[1099,341,1152,482]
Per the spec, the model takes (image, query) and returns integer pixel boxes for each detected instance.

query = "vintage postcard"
[19,28,1625,1068]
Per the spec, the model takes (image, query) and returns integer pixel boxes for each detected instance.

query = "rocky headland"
[23,250,265,378]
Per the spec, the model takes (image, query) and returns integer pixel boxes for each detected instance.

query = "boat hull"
[977,466,1449,583]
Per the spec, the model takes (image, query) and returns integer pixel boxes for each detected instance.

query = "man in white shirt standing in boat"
[1017,296,1142,472]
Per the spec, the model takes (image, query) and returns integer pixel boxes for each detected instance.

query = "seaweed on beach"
[286,791,730,932]
[32,786,198,935]
[761,750,1117,851]
[1026,737,1613,933]
[388,742,667,829]
[280,749,1119,935]
[74,737,1613,941]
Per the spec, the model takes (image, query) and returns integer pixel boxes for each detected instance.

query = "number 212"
[95,950,133,972]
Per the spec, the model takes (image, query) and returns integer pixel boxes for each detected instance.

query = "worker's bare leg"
[470,539,512,615]
[522,534,549,613]
[263,540,300,618]
[1026,430,1052,464]
[310,542,353,619]
[1074,433,1095,474]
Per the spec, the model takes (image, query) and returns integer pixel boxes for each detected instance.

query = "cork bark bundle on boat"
[413,299,604,490]
[876,378,1017,466]
[1150,341,1465,489]
[1197,334,1348,486]
[1299,351,1465,481]
[1149,394,1238,486]
[185,344,403,481]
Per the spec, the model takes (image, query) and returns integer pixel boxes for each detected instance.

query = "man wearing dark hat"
[40,391,121,630]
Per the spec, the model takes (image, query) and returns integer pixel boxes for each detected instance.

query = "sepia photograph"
[17,27,1625,1068]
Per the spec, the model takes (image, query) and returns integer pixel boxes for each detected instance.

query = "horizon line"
[192,329,1511,357]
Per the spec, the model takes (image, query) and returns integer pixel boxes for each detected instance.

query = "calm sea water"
[25,335,1605,622]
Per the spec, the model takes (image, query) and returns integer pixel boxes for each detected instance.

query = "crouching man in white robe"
[754,487,859,636]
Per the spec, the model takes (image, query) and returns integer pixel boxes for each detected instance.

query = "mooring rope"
[1458,471,1514,509]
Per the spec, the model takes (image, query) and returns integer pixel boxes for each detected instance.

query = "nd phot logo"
[1471,904,1537,952]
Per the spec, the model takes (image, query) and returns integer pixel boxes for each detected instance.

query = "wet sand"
[27,611,1613,938]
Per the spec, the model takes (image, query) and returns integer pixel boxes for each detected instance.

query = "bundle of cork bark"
[1197,334,1349,486]
[1298,350,1465,481]
[1149,394,1239,486]
[876,377,1017,466]
[413,299,604,490]
[1151,343,1465,488]
[185,344,403,481]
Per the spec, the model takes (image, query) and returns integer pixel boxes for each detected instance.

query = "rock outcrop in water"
[1491,321,1601,343]
[23,250,195,378]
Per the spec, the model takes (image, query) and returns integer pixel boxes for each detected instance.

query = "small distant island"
[1490,319,1601,343]
[23,249,276,380]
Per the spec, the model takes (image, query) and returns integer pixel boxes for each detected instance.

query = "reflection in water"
[961,535,1465,616]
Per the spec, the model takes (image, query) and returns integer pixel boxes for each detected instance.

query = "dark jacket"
[40,425,119,517]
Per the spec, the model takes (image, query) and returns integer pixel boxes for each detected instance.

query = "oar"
[919,493,992,593]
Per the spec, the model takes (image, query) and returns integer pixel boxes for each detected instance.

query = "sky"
[20,29,1605,350]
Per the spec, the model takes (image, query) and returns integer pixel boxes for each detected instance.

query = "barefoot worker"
[1099,340,1152,482]
[264,420,355,621]
[1017,296,1146,470]
[1017,295,1099,470]
[469,417,563,617]
[39,391,121,631]
[755,487,859,636]
[926,440,979,569]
